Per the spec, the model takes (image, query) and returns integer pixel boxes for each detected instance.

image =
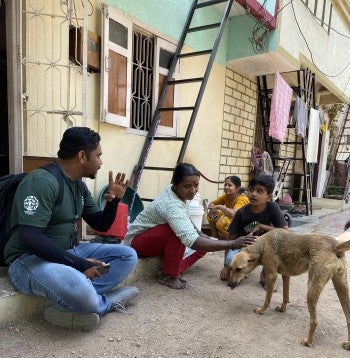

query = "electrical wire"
[233,0,271,53]
[80,0,94,17]
[197,169,224,184]
[291,1,350,78]
[298,0,350,40]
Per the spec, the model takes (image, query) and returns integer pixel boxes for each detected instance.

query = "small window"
[159,48,173,69]
[101,5,132,127]
[109,19,128,49]
[101,5,179,135]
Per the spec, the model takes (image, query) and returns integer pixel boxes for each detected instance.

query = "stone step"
[0,256,162,324]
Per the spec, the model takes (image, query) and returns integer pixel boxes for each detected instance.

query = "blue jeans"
[225,249,240,267]
[8,242,138,315]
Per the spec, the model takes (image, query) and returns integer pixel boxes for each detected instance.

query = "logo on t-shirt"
[244,221,265,236]
[23,196,39,215]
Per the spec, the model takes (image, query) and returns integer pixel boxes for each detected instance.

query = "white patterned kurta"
[124,185,199,248]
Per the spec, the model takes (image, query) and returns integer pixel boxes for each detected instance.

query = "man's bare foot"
[157,271,188,289]
[220,266,230,281]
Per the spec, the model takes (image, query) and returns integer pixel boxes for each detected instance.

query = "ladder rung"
[283,187,307,191]
[267,141,303,145]
[178,50,212,58]
[195,0,228,9]
[159,106,195,112]
[140,198,153,202]
[187,23,221,33]
[259,87,307,93]
[154,137,185,141]
[143,166,174,171]
[262,124,298,129]
[271,156,304,161]
[168,77,204,85]
[286,173,309,177]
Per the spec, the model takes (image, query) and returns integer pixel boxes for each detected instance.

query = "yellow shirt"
[212,193,250,210]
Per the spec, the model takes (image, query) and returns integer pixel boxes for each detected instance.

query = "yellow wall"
[22,0,227,204]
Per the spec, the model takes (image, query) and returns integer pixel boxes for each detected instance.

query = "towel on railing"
[268,71,293,143]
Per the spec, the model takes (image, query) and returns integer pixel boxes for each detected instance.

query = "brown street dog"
[227,228,350,350]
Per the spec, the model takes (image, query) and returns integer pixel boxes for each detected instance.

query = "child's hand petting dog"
[229,235,257,250]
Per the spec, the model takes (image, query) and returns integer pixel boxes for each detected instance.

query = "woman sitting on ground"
[207,175,249,240]
[124,163,255,290]
[207,175,250,280]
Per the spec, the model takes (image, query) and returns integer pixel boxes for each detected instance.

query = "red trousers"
[130,223,206,277]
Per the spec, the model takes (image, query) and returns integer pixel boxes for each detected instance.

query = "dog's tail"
[344,220,350,231]
[335,240,350,256]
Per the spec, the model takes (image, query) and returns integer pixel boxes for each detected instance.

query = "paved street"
[289,207,350,237]
[309,209,350,236]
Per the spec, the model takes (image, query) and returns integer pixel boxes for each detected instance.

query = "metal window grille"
[131,30,154,131]
[21,0,87,157]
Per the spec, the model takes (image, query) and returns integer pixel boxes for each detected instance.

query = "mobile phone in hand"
[96,263,111,275]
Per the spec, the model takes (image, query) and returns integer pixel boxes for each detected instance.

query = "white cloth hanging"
[306,108,320,163]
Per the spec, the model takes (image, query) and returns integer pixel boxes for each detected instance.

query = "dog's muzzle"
[227,281,238,289]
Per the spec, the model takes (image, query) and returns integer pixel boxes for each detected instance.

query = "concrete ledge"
[312,197,346,210]
[0,256,162,324]
[122,256,162,286]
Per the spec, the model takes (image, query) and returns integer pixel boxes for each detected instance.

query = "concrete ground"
[1,201,350,325]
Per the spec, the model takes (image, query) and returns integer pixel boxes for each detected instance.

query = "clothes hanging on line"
[268,71,293,143]
[319,111,327,133]
[293,96,308,137]
[306,108,320,163]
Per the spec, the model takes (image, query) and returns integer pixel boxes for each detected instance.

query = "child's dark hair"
[171,163,200,185]
[57,127,101,159]
[249,175,275,194]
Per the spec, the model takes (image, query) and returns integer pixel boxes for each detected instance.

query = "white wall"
[278,0,350,101]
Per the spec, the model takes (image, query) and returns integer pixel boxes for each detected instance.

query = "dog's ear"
[247,254,259,263]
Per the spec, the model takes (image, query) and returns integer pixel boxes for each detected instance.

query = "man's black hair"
[57,127,101,159]
[249,174,275,194]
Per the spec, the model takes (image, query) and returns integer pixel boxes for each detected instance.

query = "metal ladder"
[324,104,350,201]
[257,69,316,215]
[131,0,234,201]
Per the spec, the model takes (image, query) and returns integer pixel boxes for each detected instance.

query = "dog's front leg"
[254,276,277,315]
[275,275,290,312]
[301,276,323,348]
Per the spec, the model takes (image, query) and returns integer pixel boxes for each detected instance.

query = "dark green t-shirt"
[4,168,99,264]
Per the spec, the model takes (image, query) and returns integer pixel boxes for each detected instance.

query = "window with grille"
[101,5,179,135]
[131,31,154,131]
